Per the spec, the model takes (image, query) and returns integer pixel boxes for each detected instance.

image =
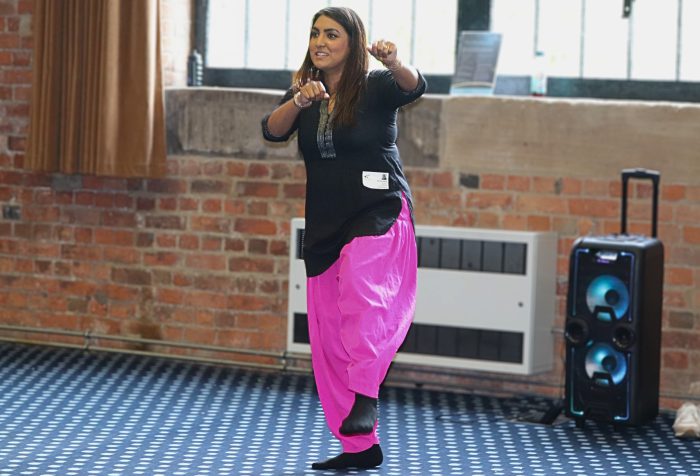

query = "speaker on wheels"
[565,169,664,427]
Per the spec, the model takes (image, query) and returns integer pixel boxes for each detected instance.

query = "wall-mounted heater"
[287,219,557,375]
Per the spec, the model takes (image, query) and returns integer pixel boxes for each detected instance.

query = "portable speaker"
[565,169,664,427]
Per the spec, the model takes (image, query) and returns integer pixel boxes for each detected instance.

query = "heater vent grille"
[288,220,556,375]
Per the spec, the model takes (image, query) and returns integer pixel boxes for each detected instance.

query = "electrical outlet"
[2,204,21,220]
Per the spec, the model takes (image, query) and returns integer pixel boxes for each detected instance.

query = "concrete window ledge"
[166,88,700,185]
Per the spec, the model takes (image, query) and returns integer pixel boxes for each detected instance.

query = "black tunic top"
[262,69,427,277]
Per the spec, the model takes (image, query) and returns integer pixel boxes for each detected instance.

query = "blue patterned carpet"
[0,342,698,475]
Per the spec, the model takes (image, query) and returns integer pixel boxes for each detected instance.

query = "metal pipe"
[0,324,283,358]
[0,337,285,370]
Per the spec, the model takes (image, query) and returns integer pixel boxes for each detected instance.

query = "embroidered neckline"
[317,100,336,159]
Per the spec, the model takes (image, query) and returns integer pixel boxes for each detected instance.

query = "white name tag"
[362,171,389,190]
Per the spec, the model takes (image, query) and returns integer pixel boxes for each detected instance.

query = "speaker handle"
[621,168,660,238]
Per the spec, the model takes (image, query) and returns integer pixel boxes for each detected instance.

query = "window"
[491,0,700,81]
[205,0,458,75]
[200,0,700,101]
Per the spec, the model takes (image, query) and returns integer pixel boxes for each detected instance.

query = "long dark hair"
[293,7,369,128]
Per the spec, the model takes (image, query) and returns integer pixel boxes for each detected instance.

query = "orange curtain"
[27,0,166,177]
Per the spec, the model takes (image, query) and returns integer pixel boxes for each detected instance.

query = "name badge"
[362,171,389,190]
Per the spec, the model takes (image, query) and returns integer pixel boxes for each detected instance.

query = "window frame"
[194,0,700,103]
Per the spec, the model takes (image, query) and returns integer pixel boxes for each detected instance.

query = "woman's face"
[309,15,351,76]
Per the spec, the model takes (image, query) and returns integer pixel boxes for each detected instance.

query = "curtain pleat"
[27,0,166,178]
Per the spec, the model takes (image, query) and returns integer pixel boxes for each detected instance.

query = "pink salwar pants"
[306,194,417,453]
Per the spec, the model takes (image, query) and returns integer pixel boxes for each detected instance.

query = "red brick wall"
[0,0,31,157]
[404,169,700,407]
[0,158,303,363]
[1,0,699,407]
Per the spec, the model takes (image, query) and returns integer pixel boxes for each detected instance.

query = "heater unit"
[287,219,557,375]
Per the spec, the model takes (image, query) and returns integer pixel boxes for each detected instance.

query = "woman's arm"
[368,40,419,92]
[265,96,303,138]
[265,81,330,138]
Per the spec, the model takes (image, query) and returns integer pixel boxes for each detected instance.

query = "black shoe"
[311,444,383,470]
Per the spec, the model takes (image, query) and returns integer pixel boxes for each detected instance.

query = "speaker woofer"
[565,318,589,346]
[585,275,630,322]
[584,343,628,386]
